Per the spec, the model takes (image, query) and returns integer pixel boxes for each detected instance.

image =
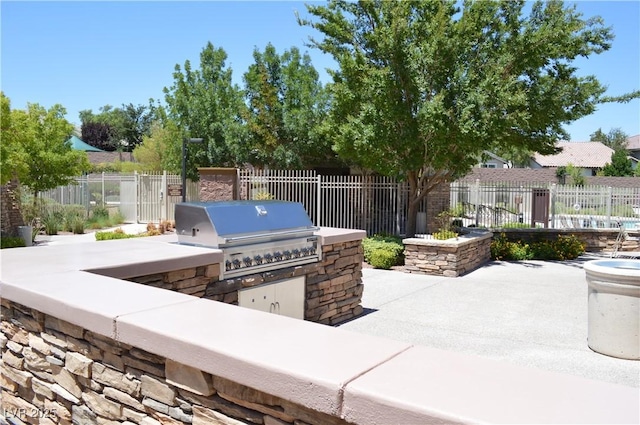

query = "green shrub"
[491,233,585,261]
[42,214,61,235]
[95,230,138,241]
[63,205,86,232]
[368,249,398,269]
[501,222,530,229]
[72,218,85,234]
[362,234,404,268]
[91,205,110,221]
[1,237,26,249]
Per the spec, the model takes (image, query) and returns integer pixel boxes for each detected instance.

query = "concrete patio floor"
[338,256,640,388]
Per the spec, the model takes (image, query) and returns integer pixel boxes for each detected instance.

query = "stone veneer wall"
[403,232,493,277]
[495,228,640,253]
[0,299,352,425]
[1,179,25,237]
[127,240,364,326]
[197,168,238,201]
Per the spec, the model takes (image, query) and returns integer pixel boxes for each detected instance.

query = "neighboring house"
[530,141,614,176]
[627,134,640,164]
[476,151,510,169]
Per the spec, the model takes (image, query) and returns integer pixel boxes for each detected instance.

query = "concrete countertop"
[1,228,638,424]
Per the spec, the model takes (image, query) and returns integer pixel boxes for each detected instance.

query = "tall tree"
[590,127,628,151]
[7,102,90,203]
[163,42,247,179]
[243,43,333,168]
[80,104,154,152]
[132,119,182,172]
[601,149,634,177]
[1,92,21,185]
[301,0,624,236]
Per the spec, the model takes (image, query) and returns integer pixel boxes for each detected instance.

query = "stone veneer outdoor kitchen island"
[1,228,638,425]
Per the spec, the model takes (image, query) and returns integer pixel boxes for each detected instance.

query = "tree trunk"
[406,198,419,238]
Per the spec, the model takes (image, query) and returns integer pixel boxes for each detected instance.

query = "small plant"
[432,210,458,240]
[253,190,274,200]
[1,236,27,249]
[432,230,458,240]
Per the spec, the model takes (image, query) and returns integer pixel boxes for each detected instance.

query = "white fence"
[451,181,640,229]
[39,171,640,234]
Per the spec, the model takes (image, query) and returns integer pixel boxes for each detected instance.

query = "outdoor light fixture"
[181,137,203,202]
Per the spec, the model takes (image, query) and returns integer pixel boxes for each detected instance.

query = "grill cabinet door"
[238,277,304,320]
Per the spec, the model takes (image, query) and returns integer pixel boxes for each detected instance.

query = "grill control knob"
[232,259,241,269]
[225,260,232,271]
[274,251,283,261]
[254,255,263,265]
[283,250,292,260]
[292,248,300,258]
[264,253,273,263]
[301,247,309,256]
[243,257,252,267]
[309,246,317,255]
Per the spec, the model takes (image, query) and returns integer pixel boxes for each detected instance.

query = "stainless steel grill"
[175,201,320,278]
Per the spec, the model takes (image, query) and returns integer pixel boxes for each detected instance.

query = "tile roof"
[457,168,638,188]
[627,134,640,151]
[532,141,614,168]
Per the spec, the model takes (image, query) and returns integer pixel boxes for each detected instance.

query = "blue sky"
[2,1,638,142]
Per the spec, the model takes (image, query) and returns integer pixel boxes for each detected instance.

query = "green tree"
[601,149,633,176]
[132,119,182,172]
[565,163,586,186]
[0,92,23,185]
[80,103,154,152]
[242,43,333,168]
[590,127,628,150]
[163,42,247,179]
[8,102,90,203]
[300,0,622,236]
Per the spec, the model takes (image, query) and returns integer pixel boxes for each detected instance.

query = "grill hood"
[175,201,318,248]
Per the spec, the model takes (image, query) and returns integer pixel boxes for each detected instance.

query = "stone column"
[197,168,239,201]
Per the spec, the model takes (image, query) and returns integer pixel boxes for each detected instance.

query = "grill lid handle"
[224,227,319,243]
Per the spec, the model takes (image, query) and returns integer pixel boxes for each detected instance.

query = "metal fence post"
[550,183,556,229]
[316,175,322,226]
[474,179,480,227]
[606,186,613,228]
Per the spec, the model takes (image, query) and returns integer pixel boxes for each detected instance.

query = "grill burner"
[175,201,320,278]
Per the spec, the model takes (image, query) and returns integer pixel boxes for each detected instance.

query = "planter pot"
[17,225,33,247]
[584,259,640,360]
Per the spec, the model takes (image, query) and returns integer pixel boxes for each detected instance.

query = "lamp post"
[181,137,203,202]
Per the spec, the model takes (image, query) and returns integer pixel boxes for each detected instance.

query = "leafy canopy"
[242,43,333,168]
[163,42,247,179]
[3,98,90,198]
[301,0,616,236]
